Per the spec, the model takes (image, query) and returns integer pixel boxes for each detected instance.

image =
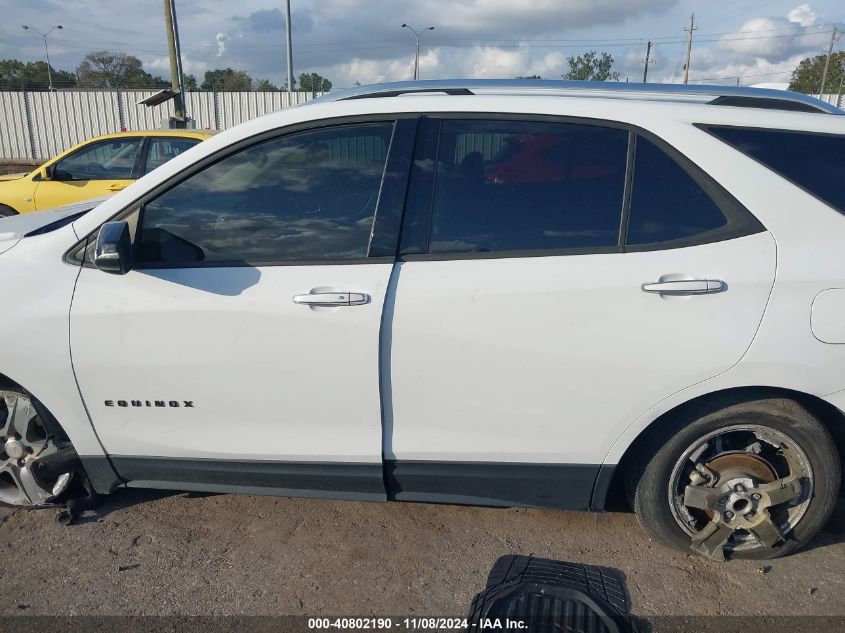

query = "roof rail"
[309,79,842,114]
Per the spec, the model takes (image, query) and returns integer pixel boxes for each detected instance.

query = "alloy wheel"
[668,424,813,560]
[0,390,72,506]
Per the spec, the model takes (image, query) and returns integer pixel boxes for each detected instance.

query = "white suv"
[1,80,843,561]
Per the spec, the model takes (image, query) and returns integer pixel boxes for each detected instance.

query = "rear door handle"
[107,183,127,192]
[642,279,725,295]
[293,292,370,306]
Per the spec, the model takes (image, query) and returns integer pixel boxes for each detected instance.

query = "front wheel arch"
[0,204,19,218]
[0,371,70,443]
[604,386,845,512]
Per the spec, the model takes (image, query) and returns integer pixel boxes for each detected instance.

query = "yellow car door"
[33,137,143,211]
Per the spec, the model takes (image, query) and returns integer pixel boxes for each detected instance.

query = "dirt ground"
[0,490,843,625]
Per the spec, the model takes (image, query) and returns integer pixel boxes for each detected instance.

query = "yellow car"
[0,130,212,216]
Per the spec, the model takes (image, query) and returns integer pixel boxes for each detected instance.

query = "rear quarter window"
[703,126,845,215]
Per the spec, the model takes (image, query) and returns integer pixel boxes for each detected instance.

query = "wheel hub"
[704,453,776,531]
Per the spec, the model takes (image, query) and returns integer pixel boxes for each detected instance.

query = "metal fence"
[0,90,323,161]
[1,89,842,162]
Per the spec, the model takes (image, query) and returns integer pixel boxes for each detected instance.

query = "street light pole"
[22,25,63,91]
[285,0,294,95]
[401,24,434,80]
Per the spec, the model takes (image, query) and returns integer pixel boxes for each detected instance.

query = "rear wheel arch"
[603,386,845,512]
[0,204,19,217]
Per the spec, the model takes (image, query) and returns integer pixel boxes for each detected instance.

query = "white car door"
[70,119,414,500]
[385,117,775,509]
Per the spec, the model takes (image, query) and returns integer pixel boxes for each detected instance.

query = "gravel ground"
[0,490,843,623]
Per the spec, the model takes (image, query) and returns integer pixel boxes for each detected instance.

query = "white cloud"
[716,4,829,62]
[215,33,228,57]
[787,3,817,26]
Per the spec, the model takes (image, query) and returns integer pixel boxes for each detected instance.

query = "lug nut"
[734,483,746,493]
[752,493,761,501]
[719,496,728,505]
[724,511,734,520]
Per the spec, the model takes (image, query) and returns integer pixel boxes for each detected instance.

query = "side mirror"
[94,221,133,275]
[39,164,55,181]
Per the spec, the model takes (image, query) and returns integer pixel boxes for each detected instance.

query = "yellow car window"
[53,138,142,181]
[143,137,202,175]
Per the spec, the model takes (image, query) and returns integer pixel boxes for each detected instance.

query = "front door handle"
[642,279,725,295]
[107,183,126,192]
[293,292,370,306]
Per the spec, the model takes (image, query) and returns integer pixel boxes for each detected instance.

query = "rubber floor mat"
[467,555,636,633]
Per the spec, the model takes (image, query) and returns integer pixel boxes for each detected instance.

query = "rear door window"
[427,119,629,255]
[144,137,202,175]
[704,126,845,216]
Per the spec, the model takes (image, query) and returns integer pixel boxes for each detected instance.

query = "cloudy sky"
[1,0,843,89]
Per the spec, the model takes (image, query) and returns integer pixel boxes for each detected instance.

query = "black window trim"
[695,122,845,217]
[66,114,418,269]
[396,112,765,262]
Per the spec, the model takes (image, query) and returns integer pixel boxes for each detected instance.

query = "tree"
[563,51,619,81]
[76,51,168,89]
[298,72,332,93]
[516,75,542,80]
[0,59,77,90]
[200,68,254,91]
[254,78,279,91]
[183,73,199,91]
[789,51,845,94]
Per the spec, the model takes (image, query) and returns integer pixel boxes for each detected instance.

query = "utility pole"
[163,0,187,126]
[401,24,435,80]
[285,0,294,95]
[642,40,653,83]
[819,24,838,98]
[682,14,698,85]
[836,60,844,109]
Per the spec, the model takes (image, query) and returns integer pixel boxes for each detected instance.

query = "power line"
[689,69,793,82]
[0,22,836,52]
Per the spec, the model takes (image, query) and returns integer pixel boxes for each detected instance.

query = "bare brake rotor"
[684,450,802,560]
[0,391,72,506]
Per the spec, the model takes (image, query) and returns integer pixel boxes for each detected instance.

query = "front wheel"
[0,390,76,507]
[633,398,840,560]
